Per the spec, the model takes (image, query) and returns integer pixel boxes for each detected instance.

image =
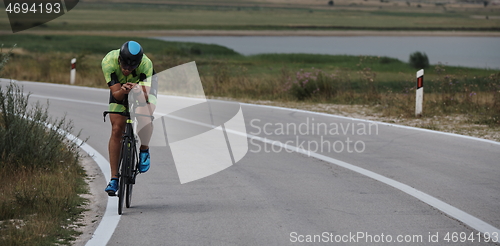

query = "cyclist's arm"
[136,55,154,101]
[138,73,151,102]
[102,52,132,103]
[110,82,134,102]
[135,57,153,99]
[148,70,158,105]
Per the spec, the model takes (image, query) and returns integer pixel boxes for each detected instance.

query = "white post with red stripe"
[70,58,76,85]
[415,69,424,117]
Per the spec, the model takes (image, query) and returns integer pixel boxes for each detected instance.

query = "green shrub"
[409,51,430,69]
[0,83,81,170]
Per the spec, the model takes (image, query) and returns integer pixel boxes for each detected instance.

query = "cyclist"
[102,41,157,196]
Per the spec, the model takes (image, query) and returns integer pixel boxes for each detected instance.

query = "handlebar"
[103,111,154,122]
[103,111,129,122]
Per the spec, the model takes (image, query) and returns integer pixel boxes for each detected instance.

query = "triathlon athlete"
[102,40,157,196]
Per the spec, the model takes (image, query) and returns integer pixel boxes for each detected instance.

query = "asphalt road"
[2,79,499,245]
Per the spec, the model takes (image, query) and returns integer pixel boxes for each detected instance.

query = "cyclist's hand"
[121,83,135,94]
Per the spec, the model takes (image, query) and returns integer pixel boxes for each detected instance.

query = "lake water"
[154,36,500,69]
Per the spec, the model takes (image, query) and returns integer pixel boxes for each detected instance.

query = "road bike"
[103,101,153,215]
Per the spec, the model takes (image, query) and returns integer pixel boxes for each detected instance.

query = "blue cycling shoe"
[139,149,150,173]
[105,178,119,196]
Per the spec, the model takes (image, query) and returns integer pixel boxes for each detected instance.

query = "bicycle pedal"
[107,191,117,197]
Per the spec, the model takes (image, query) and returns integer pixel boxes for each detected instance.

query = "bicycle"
[103,100,153,215]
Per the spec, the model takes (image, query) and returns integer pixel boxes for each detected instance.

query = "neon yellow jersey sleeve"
[137,55,153,87]
[101,49,120,84]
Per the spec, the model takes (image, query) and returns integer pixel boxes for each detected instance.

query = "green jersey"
[101,49,153,87]
[101,49,156,112]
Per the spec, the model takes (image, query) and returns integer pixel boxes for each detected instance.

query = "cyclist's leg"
[136,77,157,150]
[136,101,155,173]
[136,102,156,150]
[109,112,127,179]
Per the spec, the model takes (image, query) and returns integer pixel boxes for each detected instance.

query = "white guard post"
[415,69,424,117]
[70,58,76,85]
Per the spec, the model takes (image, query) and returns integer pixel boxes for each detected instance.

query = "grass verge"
[0,83,87,246]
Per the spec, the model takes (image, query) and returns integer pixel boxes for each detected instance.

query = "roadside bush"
[284,69,342,101]
[0,83,81,170]
[284,69,321,100]
[409,51,430,69]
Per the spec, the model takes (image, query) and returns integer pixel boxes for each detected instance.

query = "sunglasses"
[119,58,139,71]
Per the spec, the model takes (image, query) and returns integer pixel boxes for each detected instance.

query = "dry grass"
[2,52,105,88]
[0,165,87,246]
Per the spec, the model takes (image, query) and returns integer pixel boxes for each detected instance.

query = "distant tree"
[484,1,489,7]
[328,0,334,6]
[409,52,430,69]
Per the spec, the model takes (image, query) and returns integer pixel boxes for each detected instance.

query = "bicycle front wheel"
[125,139,137,208]
[118,173,126,215]
[118,136,132,215]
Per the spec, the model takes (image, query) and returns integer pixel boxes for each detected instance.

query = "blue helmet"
[119,41,143,70]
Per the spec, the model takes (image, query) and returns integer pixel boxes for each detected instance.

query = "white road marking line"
[30,94,109,106]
